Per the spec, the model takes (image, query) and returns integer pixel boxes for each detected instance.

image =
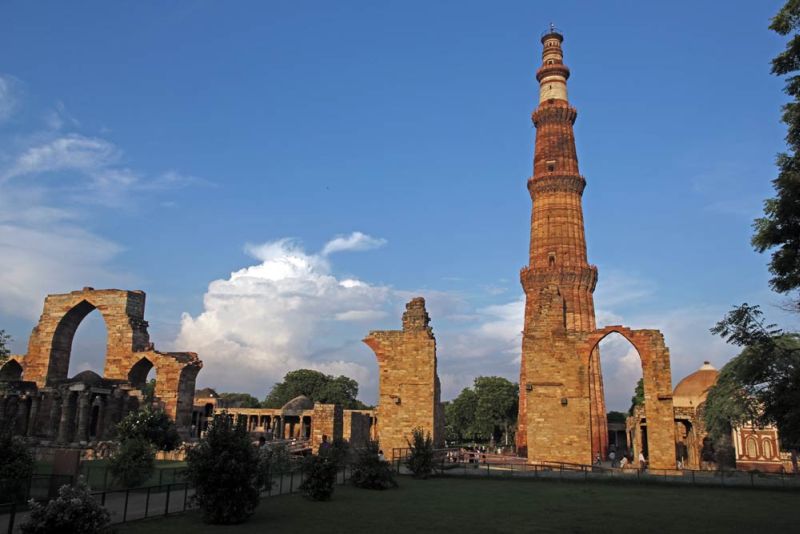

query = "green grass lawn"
[81,460,187,490]
[119,476,799,533]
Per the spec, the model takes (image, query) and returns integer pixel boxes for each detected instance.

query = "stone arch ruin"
[580,326,676,470]
[10,288,202,437]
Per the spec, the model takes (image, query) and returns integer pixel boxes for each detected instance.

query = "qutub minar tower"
[517,27,608,458]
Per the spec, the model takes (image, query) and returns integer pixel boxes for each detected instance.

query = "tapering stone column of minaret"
[517,27,608,459]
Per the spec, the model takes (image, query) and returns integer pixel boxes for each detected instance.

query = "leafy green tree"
[752,1,800,312]
[0,429,34,502]
[445,388,478,442]
[219,392,261,408]
[20,479,111,534]
[405,427,434,479]
[707,304,800,455]
[606,411,626,424]
[141,378,156,405]
[298,454,338,501]
[350,441,398,490]
[108,437,155,488]
[473,376,518,445]
[186,414,260,524]
[0,330,10,365]
[115,408,181,451]
[629,378,644,416]
[262,369,369,409]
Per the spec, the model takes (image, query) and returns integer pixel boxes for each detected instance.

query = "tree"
[445,389,478,442]
[219,392,261,408]
[141,379,156,405]
[350,441,398,490]
[0,330,10,365]
[473,376,518,445]
[0,429,34,502]
[186,414,261,524]
[108,437,155,488]
[20,480,111,534]
[445,377,517,444]
[752,1,800,312]
[707,304,800,455]
[298,454,338,501]
[629,378,644,416]
[607,411,626,424]
[405,427,434,479]
[262,369,369,409]
[115,408,181,451]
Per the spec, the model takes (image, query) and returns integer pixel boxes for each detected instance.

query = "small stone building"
[628,361,784,472]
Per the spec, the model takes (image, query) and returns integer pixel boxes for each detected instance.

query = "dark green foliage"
[141,379,156,405]
[20,479,111,534]
[262,369,370,409]
[0,330,10,363]
[0,429,34,502]
[752,1,800,310]
[298,454,338,501]
[445,376,518,443]
[708,304,800,450]
[629,378,644,415]
[108,436,155,488]
[219,392,262,408]
[115,408,181,451]
[606,411,626,424]
[185,414,260,524]
[405,427,434,479]
[350,441,398,490]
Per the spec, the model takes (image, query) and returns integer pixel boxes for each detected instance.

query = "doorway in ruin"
[66,304,108,379]
[588,331,644,465]
[128,357,157,408]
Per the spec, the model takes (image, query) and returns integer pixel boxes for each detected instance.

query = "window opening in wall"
[548,252,556,267]
[546,160,556,172]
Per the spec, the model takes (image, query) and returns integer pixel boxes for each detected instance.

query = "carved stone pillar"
[57,393,74,444]
[27,395,40,437]
[95,397,106,440]
[76,392,91,443]
[47,392,62,439]
[15,396,30,436]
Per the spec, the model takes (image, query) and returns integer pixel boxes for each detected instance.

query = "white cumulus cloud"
[174,234,396,399]
[321,231,387,256]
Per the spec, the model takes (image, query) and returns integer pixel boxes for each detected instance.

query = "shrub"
[405,427,434,479]
[256,442,292,491]
[351,441,398,490]
[185,414,260,524]
[108,436,155,488]
[0,429,34,502]
[299,454,338,501]
[115,408,181,450]
[20,479,111,534]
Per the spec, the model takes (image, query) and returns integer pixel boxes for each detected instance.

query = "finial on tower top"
[541,24,564,43]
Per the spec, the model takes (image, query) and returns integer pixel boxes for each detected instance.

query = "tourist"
[594,453,601,466]
[378,449,385,462]
[319,434,331,452]
[258,436,267,449]
[609,450,616,467]
[639,451,646,470]
[619,456,628,469]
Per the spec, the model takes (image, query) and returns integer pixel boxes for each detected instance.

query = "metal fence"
[390,447,800,491]
[0,464,353,534]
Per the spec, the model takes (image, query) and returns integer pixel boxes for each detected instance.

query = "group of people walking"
[594,448,647,470]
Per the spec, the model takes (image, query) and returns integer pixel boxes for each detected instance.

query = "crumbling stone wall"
[344,411,371,449]
[311,403,343,452]
[363,297,444,458]
[16,288,202,437]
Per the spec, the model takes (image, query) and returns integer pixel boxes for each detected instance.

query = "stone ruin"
[363,297,445,457]
[0,288,202,446]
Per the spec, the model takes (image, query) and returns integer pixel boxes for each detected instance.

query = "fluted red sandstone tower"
[517,28,608,458]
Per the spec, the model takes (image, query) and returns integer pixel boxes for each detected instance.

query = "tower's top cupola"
[537,25,570,103]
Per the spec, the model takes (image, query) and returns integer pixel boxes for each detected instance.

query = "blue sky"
[0,1,795,410]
